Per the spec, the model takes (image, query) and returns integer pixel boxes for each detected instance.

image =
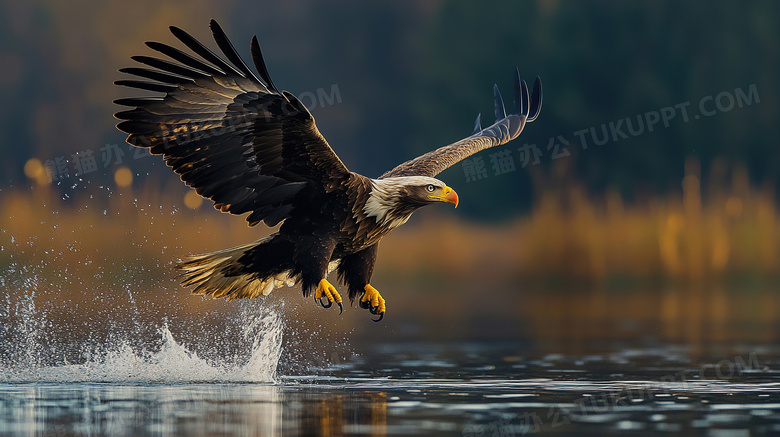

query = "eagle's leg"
[315,278,343,314]
[360,284,386,322]
[295,235,341,313]
[336,244,385,322]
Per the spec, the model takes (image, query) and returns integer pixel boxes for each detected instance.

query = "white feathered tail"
[177,235,299,300]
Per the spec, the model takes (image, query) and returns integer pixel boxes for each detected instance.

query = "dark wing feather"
[381,70,542,178]
[115,19,352,227]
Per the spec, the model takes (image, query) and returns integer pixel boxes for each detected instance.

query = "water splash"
[0,309,283,384]
[0,265,284,384]
[0,224,285,384]
[0,188,349,385]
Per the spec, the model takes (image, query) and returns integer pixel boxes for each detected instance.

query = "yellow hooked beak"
[429,186,459,208]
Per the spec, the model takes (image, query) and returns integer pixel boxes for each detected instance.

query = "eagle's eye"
[425,184,436,192]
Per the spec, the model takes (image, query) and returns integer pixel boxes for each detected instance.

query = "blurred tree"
[0,0,777,220]
[411,0,779,218]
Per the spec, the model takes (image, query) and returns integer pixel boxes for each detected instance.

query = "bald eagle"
[114,20,542,321]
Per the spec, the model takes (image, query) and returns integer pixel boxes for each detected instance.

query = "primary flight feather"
[114,19,542,321]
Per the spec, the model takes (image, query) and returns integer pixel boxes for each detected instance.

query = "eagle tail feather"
[177,235,298,300]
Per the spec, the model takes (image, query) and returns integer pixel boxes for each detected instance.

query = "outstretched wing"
[381,71,542,178]
[114,20,352,227]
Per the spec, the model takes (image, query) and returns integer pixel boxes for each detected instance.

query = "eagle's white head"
[363,176,459,229]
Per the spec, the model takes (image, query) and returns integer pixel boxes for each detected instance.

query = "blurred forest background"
[1,1,779,345]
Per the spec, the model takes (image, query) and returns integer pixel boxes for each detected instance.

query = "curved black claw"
[359,290,384,321]
[337,302,343,315]
[318,296,332,309]
[361,299,381,315]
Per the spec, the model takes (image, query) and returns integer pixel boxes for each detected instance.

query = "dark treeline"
[1,1,777,219]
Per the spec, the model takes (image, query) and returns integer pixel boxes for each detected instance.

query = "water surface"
[1,266,779,436]
[2,334,779,436]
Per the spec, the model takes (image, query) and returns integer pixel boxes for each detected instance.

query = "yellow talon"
[315,279,343,314]
[361,284,386,321]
